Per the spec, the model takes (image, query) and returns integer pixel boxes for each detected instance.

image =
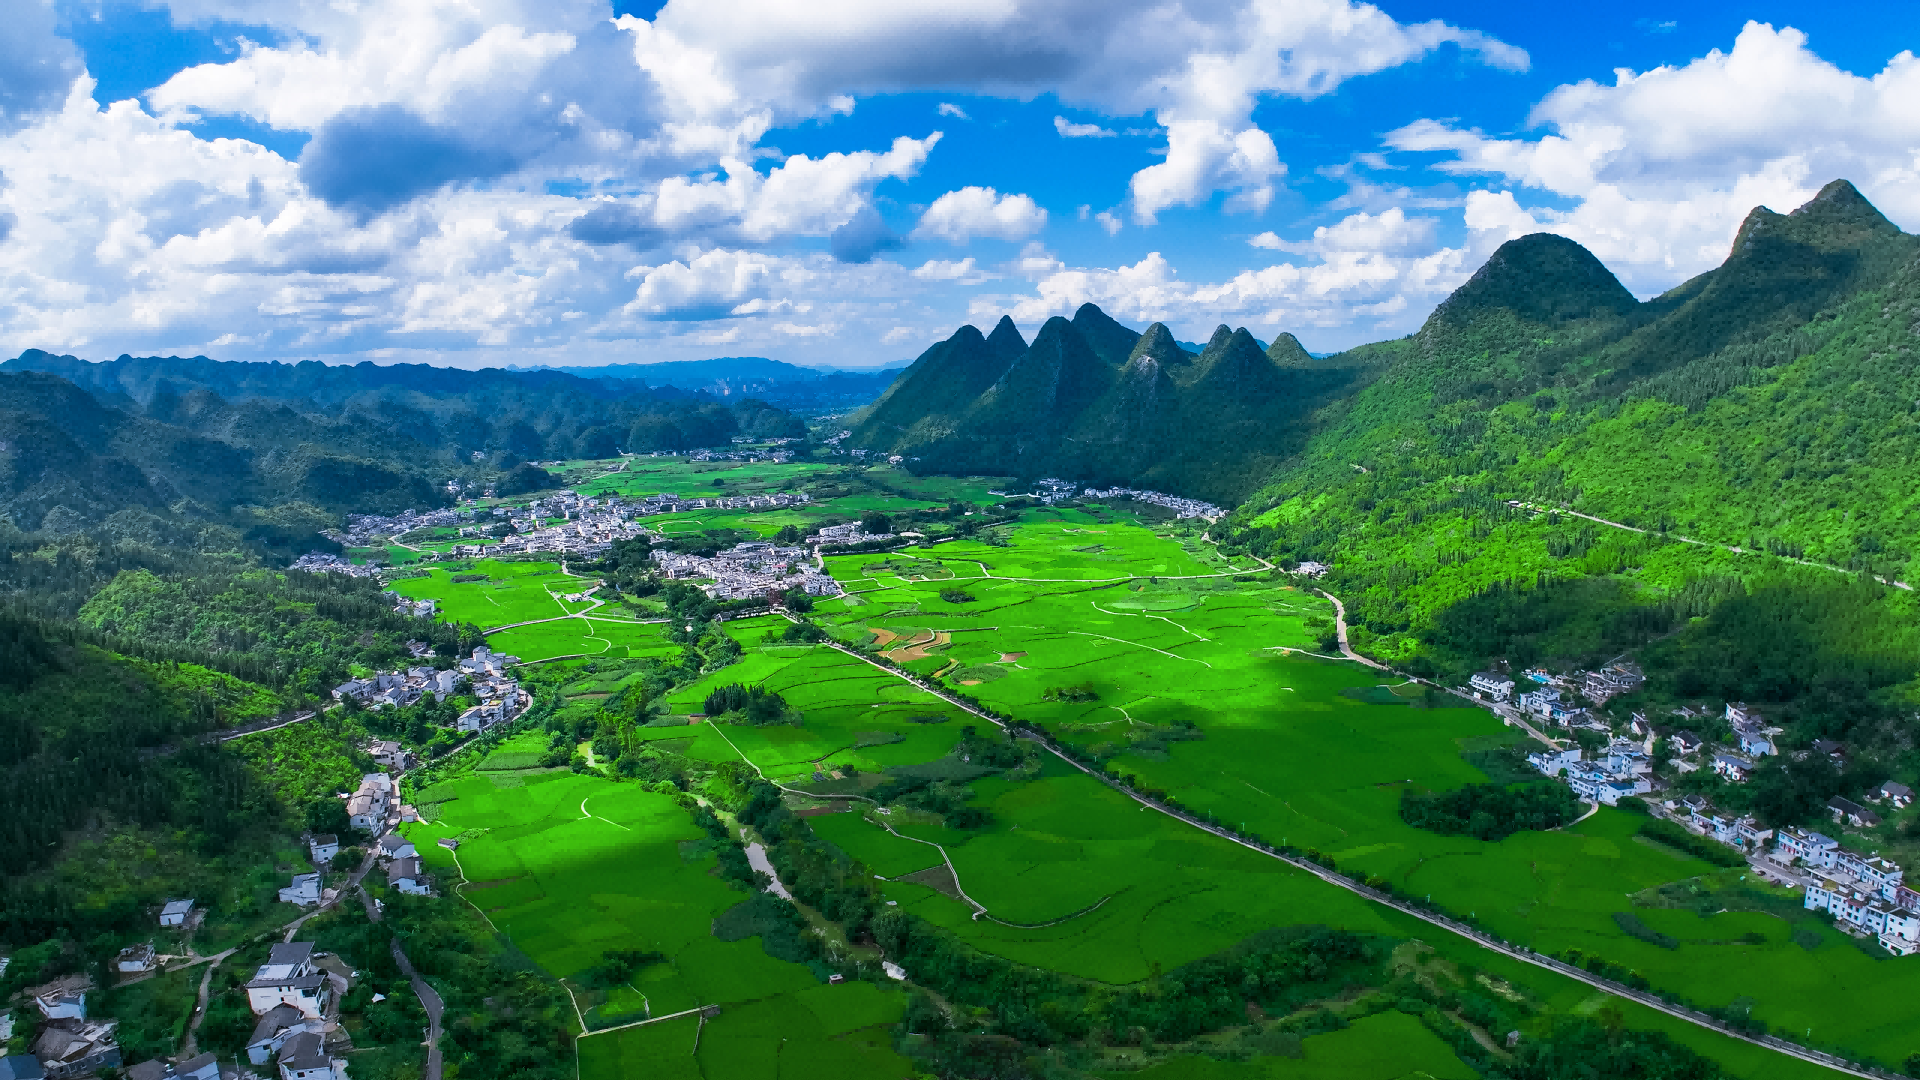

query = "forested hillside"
[0,352,807,549]
[1213,180,1920,763]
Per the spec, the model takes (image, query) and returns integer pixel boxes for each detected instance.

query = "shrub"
[1399,781,1580,842]
[938,587,976,603]
[1636,818,1748,868]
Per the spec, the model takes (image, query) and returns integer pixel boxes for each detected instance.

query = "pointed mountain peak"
[947,323,987,347]
[985,315,1027,361]
[1202,324,1235,352]
[1126,323,1190,365]
[1266,332,1311,367]
[1432,233,1637,327]
[1071,303,1143,366]
[1793,179,1896,230]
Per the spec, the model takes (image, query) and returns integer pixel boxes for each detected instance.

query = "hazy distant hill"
[0,351,807,552]
[528,356,904,411]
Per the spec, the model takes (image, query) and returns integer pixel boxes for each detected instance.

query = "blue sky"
[4,0,1918,368]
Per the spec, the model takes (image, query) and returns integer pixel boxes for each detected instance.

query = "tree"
[860,510,892,534]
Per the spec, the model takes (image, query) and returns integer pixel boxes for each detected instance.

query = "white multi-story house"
[1526,748,1582,777]
[277,874,321,907]
[244,943,330,1019]
[1712,753,1755,782]
[1776,827,1841,869]
[307,835,339,864]
[1469,672,1515,702]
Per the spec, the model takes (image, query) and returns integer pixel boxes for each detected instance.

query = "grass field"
[488,615,677,663]
[390,559,584,629]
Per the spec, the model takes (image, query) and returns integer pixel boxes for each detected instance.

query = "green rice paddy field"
[403,770,918,1080]
[395,461,1911,1076]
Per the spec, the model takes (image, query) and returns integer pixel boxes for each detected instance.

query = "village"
[1465,666,1920,957]
[2,747,440,1080]
[331,645,528,734]
[652,537,845,602]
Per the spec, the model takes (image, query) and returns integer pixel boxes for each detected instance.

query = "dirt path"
[1314,590,1388,671]
[1511,501,1912,591]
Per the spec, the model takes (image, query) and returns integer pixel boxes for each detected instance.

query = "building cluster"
[387,593,437,618]
[336,509,460,548]
[451,495,652,558]
[628,490,809,516]
[811,522,896,548]
[9,975,122,1080]
[1468,662,1646,730]
[652,541,843,601]
[1079,485,1226,520]
[841,448,906,464]
[1526,740,1653,806]
[288,553,379,578]
[455,647,526,732]
[1791,832,1920,955]
[328,647,521,734]
[333,666,459,710]
[240,942,352,1080]
[684,446,795,463]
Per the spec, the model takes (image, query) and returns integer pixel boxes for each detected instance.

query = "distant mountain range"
[522,356,904,411]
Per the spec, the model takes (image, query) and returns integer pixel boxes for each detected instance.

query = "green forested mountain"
[0,351,807,547]
[848,307,1369,502]
[1209,181,1920,755]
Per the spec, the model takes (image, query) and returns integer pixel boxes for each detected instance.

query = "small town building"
[114,944,156,975]
[277,873,322,907]
[158,899,195,927]
[308,835,340,864]
[247,1004,315,1065]
[245,943,330,1019]
[276,1031,336,1080]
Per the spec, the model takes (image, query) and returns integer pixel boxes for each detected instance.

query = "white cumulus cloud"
[914,187,1048,244]
[1391,21,1920,293]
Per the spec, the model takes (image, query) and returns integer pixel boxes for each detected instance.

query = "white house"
[1526,747,1582,777]
[33,987,86,1021]
[245,943,330,1019]
[277,873,322,908]
[1469,672,1515,702]
[1712,753,1755,782]
[1879,781,1914,809]
[158,899,194,927]
[115,944,156,975]
[386,857,431,896]
[376,834,417,861]
[1776,828,1841,869]
[246,1005,315,1065]
[276,1031,336,1080]
[1881,910,1920,956]
[308,835,339,864]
